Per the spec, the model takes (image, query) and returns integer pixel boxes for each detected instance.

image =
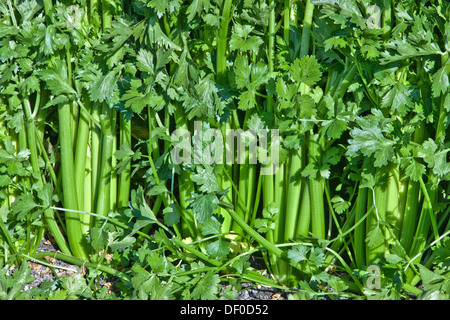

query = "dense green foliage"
[0,0,449,300]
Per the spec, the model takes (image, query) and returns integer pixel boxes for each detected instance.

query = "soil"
[235,282,292,300]
[19,239,80,292]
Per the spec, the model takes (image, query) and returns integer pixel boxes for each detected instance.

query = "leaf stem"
[299,0,314,58]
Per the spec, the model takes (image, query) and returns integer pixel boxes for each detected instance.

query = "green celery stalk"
[58,102,88,258]
[217,0,234,234]
[95,104,115,219]
[381,0,392,40]
[267,0,276,114]
[90,103,101,216]
[366,169,388,264]
[273,164,286,243]
[74,94,91,233]
[400,176,422,254]
[110,129,118,210]
[399,70,426,253]
[117,115,131,209]
[101,0,112,32]
[385,164,401,240]
[239,110,259,231]
[42,0,53,23]
[216,0,232,85]
[299,0,314,58]
[89,0,101,30]
[283,0,290,44]
[174,103,197,239]
[263,0,278,233]
[353,185,368,269]
[308,133,326,239]
[295,180,311,237]
[246,159,258,226]
[284,148,303,242]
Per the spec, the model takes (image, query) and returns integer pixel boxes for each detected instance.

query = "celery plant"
[0,0,448,299]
